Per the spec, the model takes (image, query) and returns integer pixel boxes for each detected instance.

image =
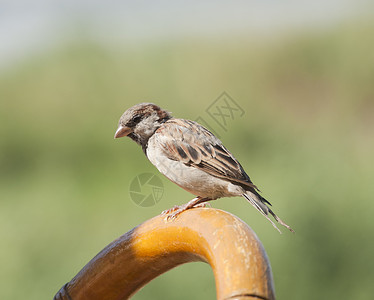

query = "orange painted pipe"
[54,208,275,300]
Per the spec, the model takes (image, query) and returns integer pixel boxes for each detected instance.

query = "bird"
[114,103,294,233]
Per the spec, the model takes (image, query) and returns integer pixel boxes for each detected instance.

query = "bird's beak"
[114,125,132,139]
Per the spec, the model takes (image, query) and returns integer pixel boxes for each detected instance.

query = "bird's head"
[114,103,172,146]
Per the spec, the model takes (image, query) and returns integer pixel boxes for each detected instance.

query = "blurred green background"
[1,2,374,300]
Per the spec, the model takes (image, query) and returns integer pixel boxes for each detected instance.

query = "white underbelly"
[146,142,242,199]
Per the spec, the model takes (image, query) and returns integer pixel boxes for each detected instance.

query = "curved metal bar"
[54,208,275,300]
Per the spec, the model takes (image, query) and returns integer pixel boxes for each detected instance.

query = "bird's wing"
[153,118,259,191]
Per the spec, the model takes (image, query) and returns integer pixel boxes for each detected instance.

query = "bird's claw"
[163,207,185,222]
[162,202,210,222]
[161,205,180,215]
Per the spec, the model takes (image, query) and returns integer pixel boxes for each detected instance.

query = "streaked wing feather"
[155,119,259,191]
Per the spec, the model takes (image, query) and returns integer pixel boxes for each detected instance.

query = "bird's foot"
[162,197,211,222]
[193,202,211,208]
[163,204,189,222]
[161,205,181,215]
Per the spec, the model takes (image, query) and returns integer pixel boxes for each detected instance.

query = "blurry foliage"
[0,19,374,300]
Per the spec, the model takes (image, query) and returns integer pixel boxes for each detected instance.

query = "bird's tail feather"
[242,192,294,234]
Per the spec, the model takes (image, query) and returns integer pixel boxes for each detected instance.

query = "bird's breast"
[146,136,242,199]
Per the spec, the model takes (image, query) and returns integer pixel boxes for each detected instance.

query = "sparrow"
[114,103,294,233]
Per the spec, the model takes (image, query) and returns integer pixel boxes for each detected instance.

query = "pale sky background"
[0,0,372,68]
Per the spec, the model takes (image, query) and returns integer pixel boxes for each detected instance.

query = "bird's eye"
[131,115,142,124]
